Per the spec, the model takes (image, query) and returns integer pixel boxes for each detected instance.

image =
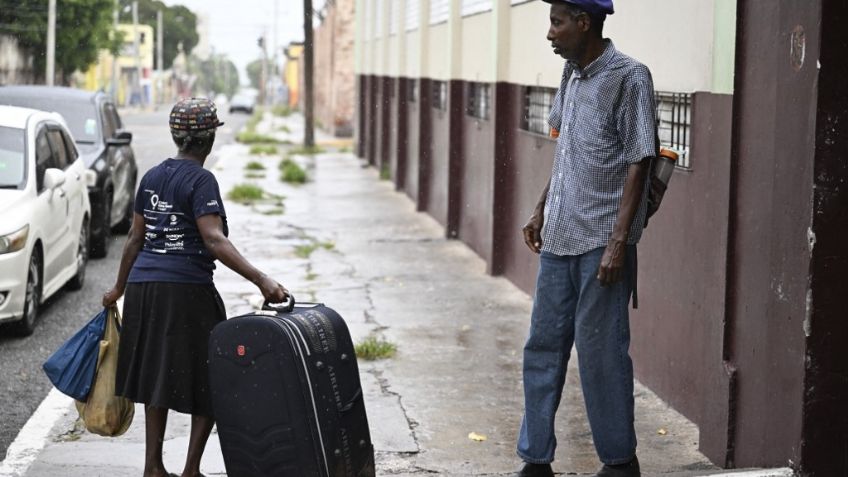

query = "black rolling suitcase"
[208,297,376,477]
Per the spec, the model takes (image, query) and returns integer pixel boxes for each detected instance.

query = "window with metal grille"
[655,92,692,169]
[408,80,418,103]
[432,81,447,110]
[466,83,491,120]
[521,86,557,136]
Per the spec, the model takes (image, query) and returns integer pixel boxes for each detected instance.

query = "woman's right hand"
[258,275,289,304]
[102,286,123,308]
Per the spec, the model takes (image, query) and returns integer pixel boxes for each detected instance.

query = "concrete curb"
[0,389,73,477]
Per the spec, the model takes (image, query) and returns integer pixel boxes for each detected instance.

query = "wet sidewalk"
[13,113,788,476]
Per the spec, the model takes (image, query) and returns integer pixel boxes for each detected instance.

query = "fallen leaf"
[657,428,668,436]
[468,432,487,442]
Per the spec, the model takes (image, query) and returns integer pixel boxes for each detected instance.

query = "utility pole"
[157,9,164,105]
[259,32,268,106]
[303,0,315,147]
[46,0,56,85]
[111,0,119,99]
[132,0,142,106]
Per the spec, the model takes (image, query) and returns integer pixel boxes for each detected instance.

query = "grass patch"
[355,336,397,361]
[249,145,278,156]
[320,241,335,251]
[260,207,285,216]
[279,159,307,184]
[245,161,267,170]
[245,109,264,132]
[305,271,318,281]
[227,183,265,203]
[338,146,352,153]
[238,131,281,145]
[277,125,291,133]
[272,104,293,117]
[294,243,318,258]
[289,145,325,156]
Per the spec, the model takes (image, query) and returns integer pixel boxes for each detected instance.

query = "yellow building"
[283,42,303,108]
[82,24,155,105]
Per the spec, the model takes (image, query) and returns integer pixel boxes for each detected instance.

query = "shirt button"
[558,173,563,179]
[564,126,569,132]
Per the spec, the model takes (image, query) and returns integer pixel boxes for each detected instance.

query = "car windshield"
[0,126,26,189]
[0,97,99,151]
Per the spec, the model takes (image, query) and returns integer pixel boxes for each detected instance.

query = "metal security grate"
[521,86,557,136]
[655,92,692,169]
[432,81,447,111]
[408,80,418,103]
[466,83,491,120]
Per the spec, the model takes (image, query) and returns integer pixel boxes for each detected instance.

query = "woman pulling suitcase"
[103,97,289,477]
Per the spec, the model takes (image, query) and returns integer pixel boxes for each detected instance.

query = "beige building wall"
[359,0,736,95]
[313,0,357,136]
[426,23,450,80]
[459,12,494,83]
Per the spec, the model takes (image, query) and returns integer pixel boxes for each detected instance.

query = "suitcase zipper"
[265,315,331,476]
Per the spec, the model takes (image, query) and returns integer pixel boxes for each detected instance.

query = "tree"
[189,54,239,99]
[0,0,121,83]
[246,59,263,91]
[119,0,198,70]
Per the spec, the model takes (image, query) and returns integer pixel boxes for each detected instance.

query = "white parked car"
[0,105,93,336]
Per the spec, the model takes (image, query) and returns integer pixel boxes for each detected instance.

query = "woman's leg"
[181,415,214,477]
[144,405,169,477]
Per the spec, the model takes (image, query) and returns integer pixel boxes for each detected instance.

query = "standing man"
[515,1,656,477]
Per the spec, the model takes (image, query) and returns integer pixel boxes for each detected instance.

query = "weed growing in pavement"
[380,163,391,180]
[238,131,283,144]
[249,145,278,156]
[305,271,318,281]
[355,336,397,361]
[338,146,352,153]
[244,172,265,179]
[320,241,335,251]
[245,161,267,170]
[272,105,293,117]
[279,158,307,184]
[260,207,285,216]
[294,243,318,258]
[278,125,291,133]
[245,109,264,132]
[227,183,265,203]
[289,145,325,155]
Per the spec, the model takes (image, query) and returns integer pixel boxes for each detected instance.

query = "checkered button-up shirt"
[541,40,657,256]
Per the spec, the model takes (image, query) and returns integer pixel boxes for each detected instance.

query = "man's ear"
[578,13,592,33]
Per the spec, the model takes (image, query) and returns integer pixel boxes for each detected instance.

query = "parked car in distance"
[229,92,256,114]
[0,86,138,258]
[0,105,93,336]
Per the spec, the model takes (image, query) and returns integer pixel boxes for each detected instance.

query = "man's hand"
[522,212,544,254]
[597,239,627,286]
[257,275,289,304]
[102,286,123,308]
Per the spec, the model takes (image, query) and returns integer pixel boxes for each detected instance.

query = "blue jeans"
[517,247,637,465]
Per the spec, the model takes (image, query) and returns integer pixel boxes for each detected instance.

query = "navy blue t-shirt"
[127,158,228,284]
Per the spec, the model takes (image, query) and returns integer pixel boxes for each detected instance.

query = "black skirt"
[116,282,226,417]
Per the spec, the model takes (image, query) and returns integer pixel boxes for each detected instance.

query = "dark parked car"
[0,86,138,257]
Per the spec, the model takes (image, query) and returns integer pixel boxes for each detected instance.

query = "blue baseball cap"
[543,0,614,17]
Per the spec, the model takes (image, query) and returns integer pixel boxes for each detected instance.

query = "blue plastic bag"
[42,309,107,401]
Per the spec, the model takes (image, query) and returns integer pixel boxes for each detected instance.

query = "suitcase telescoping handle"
[262,294,296,313]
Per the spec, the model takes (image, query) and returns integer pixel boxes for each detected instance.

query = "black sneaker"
[594,456,640,477]
[513,462,555,477]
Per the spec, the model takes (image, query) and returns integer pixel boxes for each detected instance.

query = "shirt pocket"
[574,105,619,164]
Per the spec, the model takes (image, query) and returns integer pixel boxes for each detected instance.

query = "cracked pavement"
[21,112,722,476]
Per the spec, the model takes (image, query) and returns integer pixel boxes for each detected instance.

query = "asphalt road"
[0,106,249,460]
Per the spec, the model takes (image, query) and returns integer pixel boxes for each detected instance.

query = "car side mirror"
[107,130,132,147]
[43,168,66,190]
